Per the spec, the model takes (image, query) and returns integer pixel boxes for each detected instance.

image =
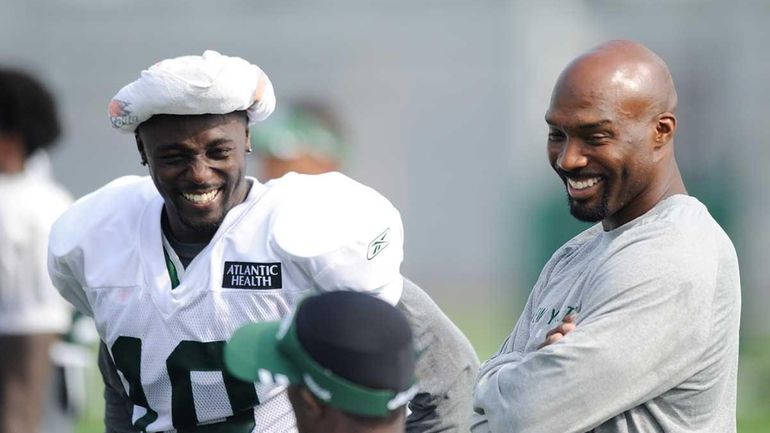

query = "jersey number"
[111,337,259,433]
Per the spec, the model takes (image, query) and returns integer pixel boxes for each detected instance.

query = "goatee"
[568,192,609,222]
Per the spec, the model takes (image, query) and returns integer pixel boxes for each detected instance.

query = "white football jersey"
[48,172,403,433]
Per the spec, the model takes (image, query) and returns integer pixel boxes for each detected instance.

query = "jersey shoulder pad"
[266,171,405,304]
[49,176,157,256]
[264,171,382,202]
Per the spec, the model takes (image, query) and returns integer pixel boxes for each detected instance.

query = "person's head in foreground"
[250,100,346,179]
[545,40,685,230]
[0,68,61,174]
[225,291,417,433]
[109,50,275,243]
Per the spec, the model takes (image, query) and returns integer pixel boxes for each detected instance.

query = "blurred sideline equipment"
[226,291,417,433]
[472,40,740,433]
[48,50,478,433]
[0,68,76,433]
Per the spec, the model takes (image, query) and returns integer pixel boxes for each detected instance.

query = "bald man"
[472,41,740,433]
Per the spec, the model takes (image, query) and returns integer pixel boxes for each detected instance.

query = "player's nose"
[186,157,213,185]
[556,139,588,172]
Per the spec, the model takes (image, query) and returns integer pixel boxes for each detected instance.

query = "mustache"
[554,167,605,179]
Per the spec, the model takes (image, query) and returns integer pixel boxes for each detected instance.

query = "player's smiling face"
[545,83,656,230]
[136,112,251,243]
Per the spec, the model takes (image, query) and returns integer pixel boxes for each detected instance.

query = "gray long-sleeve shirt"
[472,195,740,433]
[398,279,480,432]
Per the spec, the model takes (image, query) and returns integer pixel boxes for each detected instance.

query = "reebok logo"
[367,228,390,260]
[222,261,282,289]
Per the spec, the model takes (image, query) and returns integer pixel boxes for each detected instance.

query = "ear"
[135,133,149,166]
[653,113,676,149]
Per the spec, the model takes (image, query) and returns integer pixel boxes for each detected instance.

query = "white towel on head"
[108,50,276,133]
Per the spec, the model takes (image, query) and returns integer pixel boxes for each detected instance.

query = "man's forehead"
[545,105,614,129]
[545,79,624,128]
[152,136,234,152]
[138,113,246,140]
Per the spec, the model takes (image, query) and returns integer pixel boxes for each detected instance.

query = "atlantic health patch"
[222,261,282,289]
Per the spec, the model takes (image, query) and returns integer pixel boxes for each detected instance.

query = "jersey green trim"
[163,246,181,289]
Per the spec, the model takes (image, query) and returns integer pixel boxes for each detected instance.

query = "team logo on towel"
[222,261,282,289]
[108,99,139,128]
[367,228,390,260]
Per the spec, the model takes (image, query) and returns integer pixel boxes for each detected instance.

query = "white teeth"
[182,190,219,203]
[567,177,601,190]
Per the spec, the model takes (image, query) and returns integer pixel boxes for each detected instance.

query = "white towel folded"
[108,50,275,133]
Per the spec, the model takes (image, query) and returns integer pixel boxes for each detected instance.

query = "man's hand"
[538,315,576,349]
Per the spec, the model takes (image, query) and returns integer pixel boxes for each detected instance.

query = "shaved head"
[551,40,677,123]
[545,40,686,230]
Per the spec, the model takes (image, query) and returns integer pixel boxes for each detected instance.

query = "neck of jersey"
[161,209,208,288]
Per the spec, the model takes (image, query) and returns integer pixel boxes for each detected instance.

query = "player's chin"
[178,209,226,232]
[568,198,607,222]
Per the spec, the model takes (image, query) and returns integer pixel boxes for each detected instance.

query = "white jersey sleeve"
[48,175,155,318]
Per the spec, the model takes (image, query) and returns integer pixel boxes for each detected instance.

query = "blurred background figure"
[250,100,347,180]
[0,68,73,433]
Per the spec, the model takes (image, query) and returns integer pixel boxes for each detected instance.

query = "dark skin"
[136,112,251,244]
[541,40,686,347]
[0,132,26,174]
[287,385,406,433]
[545,40,685,232]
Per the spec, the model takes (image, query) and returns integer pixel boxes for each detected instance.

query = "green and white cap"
[224,291,417,418]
